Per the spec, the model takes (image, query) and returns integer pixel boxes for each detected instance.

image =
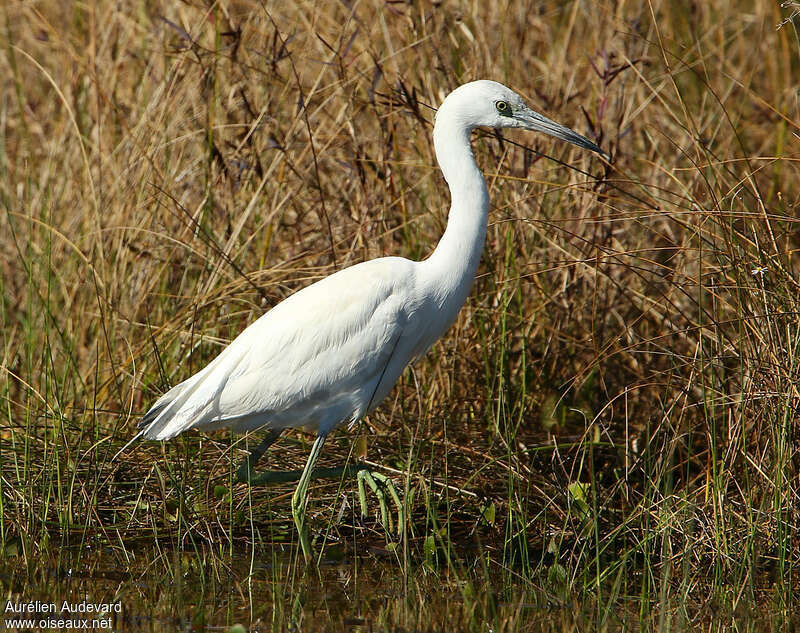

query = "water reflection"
[0,542,795,632]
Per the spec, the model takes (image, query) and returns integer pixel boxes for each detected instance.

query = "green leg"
[235,430,404,560]
[237,429,366,485]
[292,432,328,563]
[236,429,283,485]
[357,469,404,536]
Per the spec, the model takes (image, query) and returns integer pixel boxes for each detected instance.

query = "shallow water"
[0,541,796,633]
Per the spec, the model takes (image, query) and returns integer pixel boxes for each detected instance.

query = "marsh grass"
[1,0,799,630]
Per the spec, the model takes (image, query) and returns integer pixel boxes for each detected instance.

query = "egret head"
[436,80,602,154]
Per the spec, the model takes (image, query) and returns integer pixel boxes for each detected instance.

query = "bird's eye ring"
[495,100,511,115]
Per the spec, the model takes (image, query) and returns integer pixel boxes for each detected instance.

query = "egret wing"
[141,258,416,440]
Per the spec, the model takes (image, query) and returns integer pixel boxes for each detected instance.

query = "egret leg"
[292,432,328,563]
[236,429,283,484]
[237,429,367,485]
[236,430,404,556]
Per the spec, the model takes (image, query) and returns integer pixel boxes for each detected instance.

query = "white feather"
[139,80,601,443]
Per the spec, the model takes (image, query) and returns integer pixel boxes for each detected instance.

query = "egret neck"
[423,113,489,314]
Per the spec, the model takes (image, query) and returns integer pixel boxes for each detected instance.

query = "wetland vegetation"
[1,1,799,630]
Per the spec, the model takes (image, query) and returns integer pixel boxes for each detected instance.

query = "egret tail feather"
[138,400,170,429]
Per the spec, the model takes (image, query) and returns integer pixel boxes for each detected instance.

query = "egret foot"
[357,469,404,536]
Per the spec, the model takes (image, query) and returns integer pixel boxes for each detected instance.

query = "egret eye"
[495,100,512,116]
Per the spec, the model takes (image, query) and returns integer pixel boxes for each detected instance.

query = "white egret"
[138,80,602,561]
